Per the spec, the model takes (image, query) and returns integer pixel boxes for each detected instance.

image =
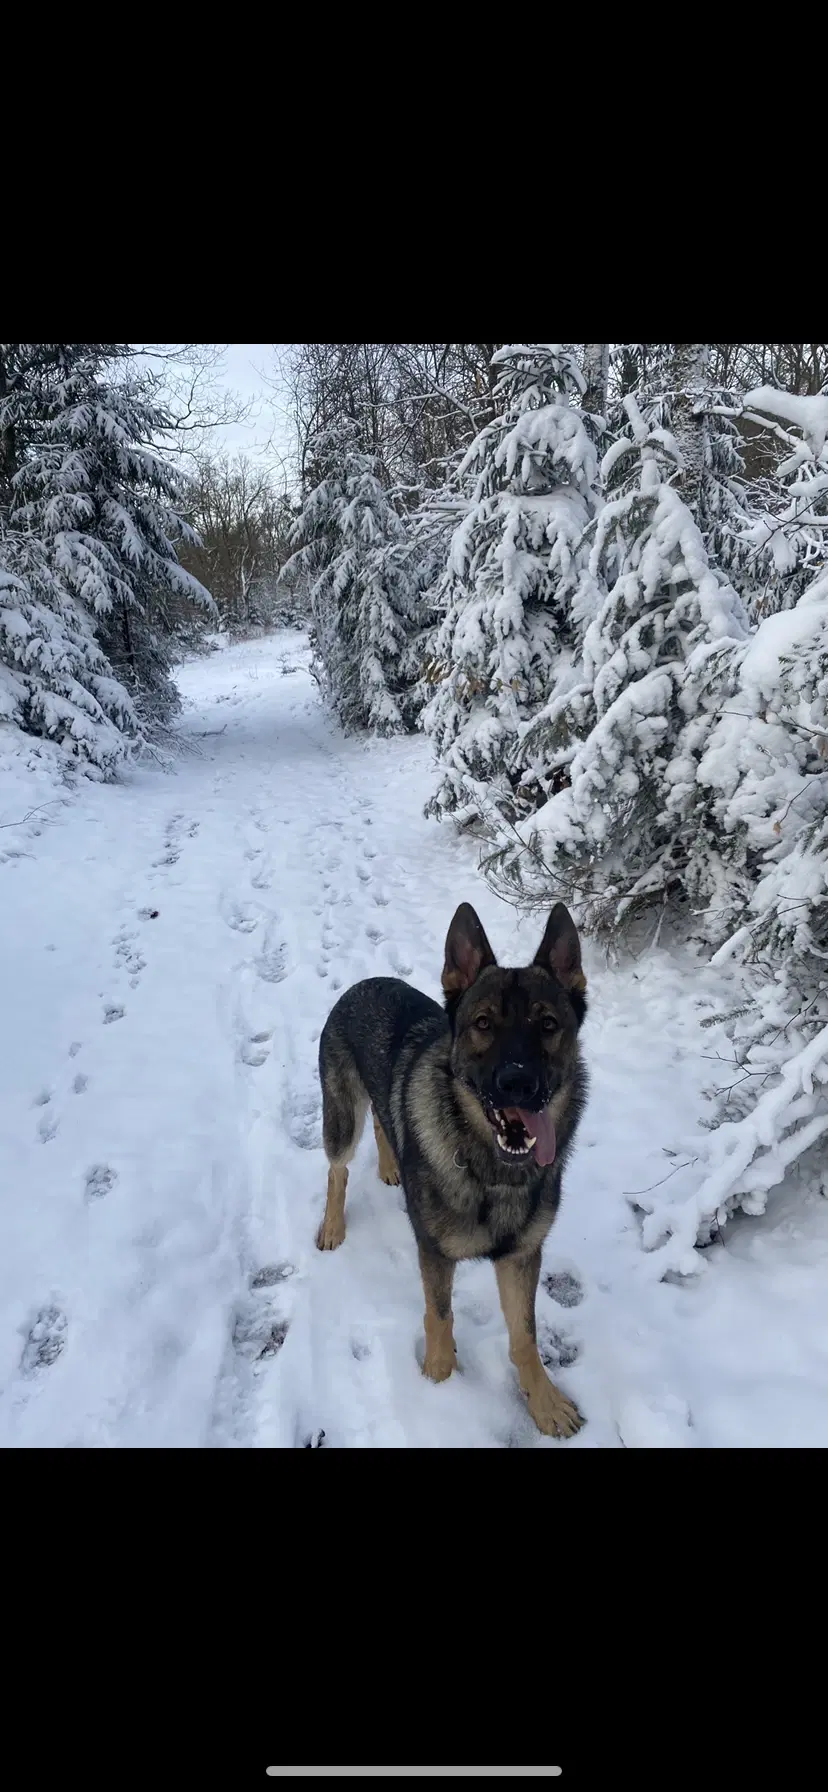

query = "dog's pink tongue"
[517,1108,556,1167]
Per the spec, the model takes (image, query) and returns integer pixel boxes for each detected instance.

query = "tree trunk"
[0,349,18,503]
[670,343,710,515]
[582,344,609,418]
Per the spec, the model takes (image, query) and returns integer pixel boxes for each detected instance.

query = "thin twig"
[0,801,62,831]
[719,710,828,746]
[624,1157,699,1199]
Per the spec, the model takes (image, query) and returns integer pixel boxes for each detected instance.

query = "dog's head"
[442,902,587,1169]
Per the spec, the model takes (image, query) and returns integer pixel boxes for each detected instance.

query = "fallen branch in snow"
[0,800,61,830]
[637,1020,828,1280]
[193,724,228,738]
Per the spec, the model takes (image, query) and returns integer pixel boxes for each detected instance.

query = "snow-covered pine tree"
[717,381,828,618]
[606,345,773,614]
[686,387,828,961]
[1,344,213,753]
[1,346,135,771]
[0,532,136,775]
[390,487,461,730]
[421,344,601,828]
[599,384,828,1261]
[637,569,828,1265]
[281,421,417,735]
[491,388,750,929]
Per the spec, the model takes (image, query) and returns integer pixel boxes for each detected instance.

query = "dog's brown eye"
[542,1016,558,1035]
[475,1015,491,1032]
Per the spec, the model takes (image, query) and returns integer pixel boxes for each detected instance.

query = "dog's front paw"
[422,1341,457,1383]
[526,1375,583,1439]
[316,1215,346,1251]
[378,1165,401,1187]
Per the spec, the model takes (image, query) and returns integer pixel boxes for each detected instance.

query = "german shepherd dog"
[316,902,588,1438]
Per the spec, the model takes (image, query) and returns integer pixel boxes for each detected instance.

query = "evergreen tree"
[492,393,749,929]
[606,345,767,610]
[282,421,417,735]
[421,345,601,827]
[685,388,828,961]
[726,381,828,617]
[0,533,135,775]
[0,344,213,765]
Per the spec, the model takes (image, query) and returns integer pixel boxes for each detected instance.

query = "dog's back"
[320,975,444,1153]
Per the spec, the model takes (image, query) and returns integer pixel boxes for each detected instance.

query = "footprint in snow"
[85,1164,117,1201]
[223,901,259,934]
[73,1074,89,1095]
[286,1095,322,1151]
[33,1088,51,1108]
[68,1041,82,1058]
[257,941,288,984]
[250,1263,295,1288]
[103,1004,125,1025]
[38,1109,60,1143]
[21,1306,67,1374]
[543,1270,584,1308]
[539,1327,580,1371]
[356,866,371,884]
[113,930,145,979]
[239,1032,272,1068]
[232,1306,290,1363]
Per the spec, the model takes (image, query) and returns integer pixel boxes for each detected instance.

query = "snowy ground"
[3,630,828,1448]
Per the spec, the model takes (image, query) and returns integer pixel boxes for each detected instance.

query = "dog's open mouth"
[482,1101,556,1167]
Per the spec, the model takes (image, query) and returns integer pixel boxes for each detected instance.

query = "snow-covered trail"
[4,631,828,1448]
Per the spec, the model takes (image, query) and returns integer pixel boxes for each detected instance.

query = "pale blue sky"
[215,343,295,476]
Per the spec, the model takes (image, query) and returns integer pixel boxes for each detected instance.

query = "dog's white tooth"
[526,1136,536,1148]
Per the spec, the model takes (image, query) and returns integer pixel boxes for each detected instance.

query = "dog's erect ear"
[533,904,586,994]
[442,903,497,996]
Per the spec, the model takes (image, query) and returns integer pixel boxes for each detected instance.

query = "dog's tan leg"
[495,1249,582,1438]
[418,1245,457,1382]
[316,1163,348,1251]
[372,1110,400,1186]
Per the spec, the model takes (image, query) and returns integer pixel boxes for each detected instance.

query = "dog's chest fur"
[390,1047,559,1262]
[424,1169,555,1263]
